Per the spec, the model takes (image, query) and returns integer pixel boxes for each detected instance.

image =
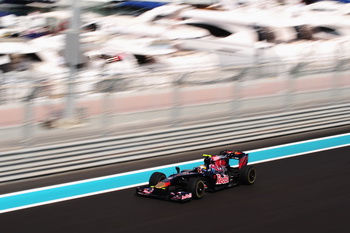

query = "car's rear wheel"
[239,166,256,185]
[187,177,205,199]
[149,172,166,186]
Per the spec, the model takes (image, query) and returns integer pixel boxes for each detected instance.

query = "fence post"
[101,90,113,136]
[64,0,83,121]
[285,62,300,112]
[332,41,346,105]
[171,73,186,127]
[65,65,77,120]
[0,71,4,104]
[22,99,33,146]
[231,68,248,118]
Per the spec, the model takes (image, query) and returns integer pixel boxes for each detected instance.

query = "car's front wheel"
[187,177,205,199]
[149,172,166,186]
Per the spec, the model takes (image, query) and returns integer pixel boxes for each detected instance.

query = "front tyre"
[239,166,256,185]
[187,177,205,199]
[149,172,166,186]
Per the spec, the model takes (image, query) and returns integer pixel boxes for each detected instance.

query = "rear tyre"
[239,166,256,185]
[149,172,166,186]
[187,177,205,199]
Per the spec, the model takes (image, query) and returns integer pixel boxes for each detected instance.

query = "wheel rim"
[248,169,256,183]
[196,181,205,197]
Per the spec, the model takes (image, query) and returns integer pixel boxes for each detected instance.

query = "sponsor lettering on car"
[216,175,229,185]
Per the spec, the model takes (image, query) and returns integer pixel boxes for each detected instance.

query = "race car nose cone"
[155,181,170,189]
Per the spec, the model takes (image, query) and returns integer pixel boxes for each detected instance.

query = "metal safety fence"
[0,57,350,150]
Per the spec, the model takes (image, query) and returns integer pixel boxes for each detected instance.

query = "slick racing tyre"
[239,166,257,185]
[149,172,166,186]
[188,177,205,199]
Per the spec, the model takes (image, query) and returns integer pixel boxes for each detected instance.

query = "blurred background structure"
[0,0,350,151]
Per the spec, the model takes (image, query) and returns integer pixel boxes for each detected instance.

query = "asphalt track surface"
[0,126,350,233]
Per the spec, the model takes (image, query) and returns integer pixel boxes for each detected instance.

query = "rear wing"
[203,151,249,168]
[222,150,249,168]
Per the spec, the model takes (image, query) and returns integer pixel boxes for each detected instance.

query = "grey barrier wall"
[0,103,350,183]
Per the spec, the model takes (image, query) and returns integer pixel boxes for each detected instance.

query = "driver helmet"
[197,164,206,173]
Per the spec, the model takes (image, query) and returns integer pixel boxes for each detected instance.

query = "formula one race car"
[136,150,256,202]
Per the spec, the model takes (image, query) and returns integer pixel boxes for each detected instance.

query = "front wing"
[136,185,192,202]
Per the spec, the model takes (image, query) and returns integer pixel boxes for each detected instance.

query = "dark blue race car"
[136,150,257,202]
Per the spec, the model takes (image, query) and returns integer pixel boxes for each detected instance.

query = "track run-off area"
[0,132,349,214]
